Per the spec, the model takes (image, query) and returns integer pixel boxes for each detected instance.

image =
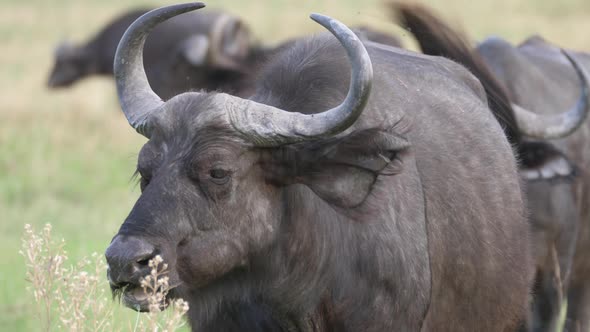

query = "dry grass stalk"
[139,255,189,332]
[20,223,67,331]
[20,224,189,331]
[551,245,564,303]
[54,253,114,331]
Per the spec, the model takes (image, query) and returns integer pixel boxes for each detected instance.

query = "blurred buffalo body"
[105,4,531,332]
[477,35,590,332]
[393,3,590,332]
[48,8,402,99]
[48,8,256,99]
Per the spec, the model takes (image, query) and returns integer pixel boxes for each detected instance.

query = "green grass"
[1,0,589,330]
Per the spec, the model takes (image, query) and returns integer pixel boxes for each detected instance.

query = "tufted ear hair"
[518,141,577,182]
[263,127,411,208]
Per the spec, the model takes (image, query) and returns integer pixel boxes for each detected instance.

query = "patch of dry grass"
[20,223,189,331]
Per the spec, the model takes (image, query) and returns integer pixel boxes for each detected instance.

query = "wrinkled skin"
[477,36,590,332]
[106,26,532,331]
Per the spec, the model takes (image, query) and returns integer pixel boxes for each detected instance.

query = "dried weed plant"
[20,223,66,331]
[21,223,189,332]
[136,255,190,332]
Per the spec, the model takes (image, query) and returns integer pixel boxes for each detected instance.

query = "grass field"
[1,0,589,330]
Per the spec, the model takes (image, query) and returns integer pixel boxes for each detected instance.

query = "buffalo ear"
[179,35,210,66]
[518,141,576,181]
[179,18,251,71]
[266,129,410,208]
[207,17,251,71]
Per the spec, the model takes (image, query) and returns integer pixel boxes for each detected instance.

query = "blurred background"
[1,0,589,330]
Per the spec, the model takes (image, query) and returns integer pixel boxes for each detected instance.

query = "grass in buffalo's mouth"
[109,255,180,313]
[110,282,129,305]
[20,223,189,331]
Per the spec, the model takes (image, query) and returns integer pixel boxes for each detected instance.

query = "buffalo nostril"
[135,251,157,266]
[105,235,157,284]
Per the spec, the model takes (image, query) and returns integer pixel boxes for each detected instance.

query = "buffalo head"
[105,2,375,311]
[47,41,97,88]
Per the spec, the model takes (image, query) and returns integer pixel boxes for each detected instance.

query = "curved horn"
[228,13,373,146]
[114,3,205,137]
[513,49,590,139]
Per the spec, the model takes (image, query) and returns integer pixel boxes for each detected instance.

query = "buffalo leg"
[566,283,590,332]
[529,270,563,332]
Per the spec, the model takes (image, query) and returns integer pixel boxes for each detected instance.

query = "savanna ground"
[1,0,589,330]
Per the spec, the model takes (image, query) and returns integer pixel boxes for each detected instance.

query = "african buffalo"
[106,3,534,331]
[47,8,255,99]
[48,8,402,99]
[392,3,590,332]
[477,36,590,332]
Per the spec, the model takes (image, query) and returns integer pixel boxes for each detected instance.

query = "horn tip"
[310,13,330,24]
[310,13,356,40]
[166,2,206,11]
[174,2,206,11]
[188,2,206,9]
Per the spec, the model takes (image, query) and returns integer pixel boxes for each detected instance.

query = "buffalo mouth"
[114,284,152,312]
[110,282,180,312]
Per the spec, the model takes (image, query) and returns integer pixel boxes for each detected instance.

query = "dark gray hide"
[47,8,255,99]
[105,3,532,332]
[477,36,590,332]
[389,4,589,330]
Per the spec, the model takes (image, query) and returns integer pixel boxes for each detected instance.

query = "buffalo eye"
[137,168,151,192]
[209,168,231,185]
[139,172,153,192]
[140,177,149,192]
